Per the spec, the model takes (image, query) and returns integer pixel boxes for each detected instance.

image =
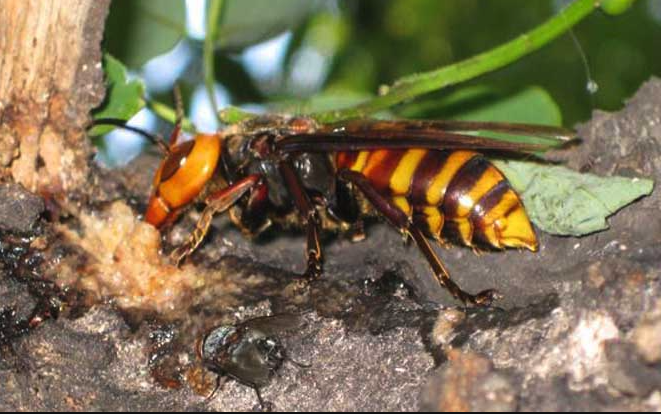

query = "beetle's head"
[145,133,222,228]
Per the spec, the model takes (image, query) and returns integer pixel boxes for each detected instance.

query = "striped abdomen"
[335,149,537,251]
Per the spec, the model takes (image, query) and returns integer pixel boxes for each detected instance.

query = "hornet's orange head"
[145,133,222,228]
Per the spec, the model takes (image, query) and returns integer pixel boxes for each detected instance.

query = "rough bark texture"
[0,0,109,194]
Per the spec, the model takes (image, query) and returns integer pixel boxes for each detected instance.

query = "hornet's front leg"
[171,174,262,265]
[279,161,323,280]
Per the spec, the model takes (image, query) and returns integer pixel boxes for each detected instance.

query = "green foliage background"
[102,0,661,125]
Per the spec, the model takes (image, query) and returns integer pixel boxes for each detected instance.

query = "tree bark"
[0,0,110,194]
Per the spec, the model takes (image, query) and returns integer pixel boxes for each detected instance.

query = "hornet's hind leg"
[338,169,500,307]
[408,227,501,306]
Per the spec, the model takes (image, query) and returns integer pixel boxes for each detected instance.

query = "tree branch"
[0,0,110,193]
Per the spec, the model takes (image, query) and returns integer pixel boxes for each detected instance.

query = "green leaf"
[398,85,501,119]
[90,55,146,136]
[452,86,561,125]
[214,0,322,50]
[494,160,654,236]
[455,86,563,147]
[401,85,564,148]
[104,0,186,68]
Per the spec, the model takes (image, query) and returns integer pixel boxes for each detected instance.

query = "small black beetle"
[198,314,307,410]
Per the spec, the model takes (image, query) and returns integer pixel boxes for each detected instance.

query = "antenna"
[168,84,185,147]
[91,118,170,155]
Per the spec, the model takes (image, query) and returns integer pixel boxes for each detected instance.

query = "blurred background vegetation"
[98,0,661,165]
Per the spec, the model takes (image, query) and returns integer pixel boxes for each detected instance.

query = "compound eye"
[159,140,196,183]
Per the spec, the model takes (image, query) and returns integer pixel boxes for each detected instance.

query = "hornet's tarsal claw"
[303,257,323,280]
[169,246,189,267]
[468,289,503,307]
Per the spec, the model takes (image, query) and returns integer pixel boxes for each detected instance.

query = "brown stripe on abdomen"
[441,156,491,218]
[335,151,359,170]
[469,180,510,247]
[470,180,510,221]
[409,150,451,204]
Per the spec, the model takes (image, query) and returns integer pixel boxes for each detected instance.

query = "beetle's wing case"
[239,314,305,336]
[221,338,276,388]
[200,324,274,387]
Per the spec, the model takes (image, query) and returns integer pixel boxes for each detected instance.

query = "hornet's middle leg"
[279,161,323,280]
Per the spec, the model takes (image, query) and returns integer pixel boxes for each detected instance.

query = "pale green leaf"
[494,160,654,236]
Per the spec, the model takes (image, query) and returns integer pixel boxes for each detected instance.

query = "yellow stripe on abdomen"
[389,149,428,195]
[350,151,371,172]
[426,151,478,206]
[423,206,444,238]
[392,196,412,217]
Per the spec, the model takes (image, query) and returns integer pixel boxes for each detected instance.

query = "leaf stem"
[312,0,600,123]
[145,99,196,133]
[205,0,225,122]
